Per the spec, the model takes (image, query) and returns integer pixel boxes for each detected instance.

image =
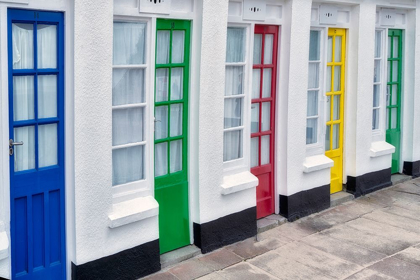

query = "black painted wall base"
[347,168,392,198]
[194,207,257,254]
[0,277,9,280]
[403,161,420,178]
[72,239,160,280]
[279,185,330,222]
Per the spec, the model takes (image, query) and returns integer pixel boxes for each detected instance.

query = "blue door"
[8,9,65,280]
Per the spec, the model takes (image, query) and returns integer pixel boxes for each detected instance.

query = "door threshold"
[160,245,201,269]
[391,174,412,186]
[257,214,287,234]
[330,190,354,208]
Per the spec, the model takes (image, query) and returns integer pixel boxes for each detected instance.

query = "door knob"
[9,139,23,147]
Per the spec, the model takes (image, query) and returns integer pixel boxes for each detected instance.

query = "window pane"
[172,31,185,64]
[309,30,320,61]
[335,36,342,62]
[333,124,340,149]
[327,36,333,63]
[170,104,183,137]
[387,85,391,106]
[113,69,145,105]
[334,66,341,92]
[392,61,399,82]
[113,146,144,185]
[375,31,382,58]
[388,36,392,58]
[38,75,57,118]
[112,108,144,146]
[261,102,271,132]
[373,85,380,107]
[13,76,35,121]
[223,130,243,161]
[251,103,259,133]
[171,68,183,100]
[155,142,168,177]
[113,22,146,65]
[12,23,34,69]
[170,140,182,173]
[393,37,399,58]
[253,34,262,64]
[261,135,270,165]
[391,108,398,129]
[308,63,319,89]
[326,66,332,92]
[252,69,261,99]
[156,68,169,102]
[264,34,274,64]
[38,123,57,168]
[325,125,331,151]
[307,91,318,117]
[224,98,243,128]
[374,60,381,83]
[225,66,244,96]
[226,27,245,63]
[156,30,170,64]
[155,106,168,140]
[251,137,259,168]
[372,109,379,130]
[14,126,35,172]
[333,95,340,121]
[262,68,272,98]
[326,95,331,122]
[37,25,57,69]
[306,119,318,144]
[391,84,398,106]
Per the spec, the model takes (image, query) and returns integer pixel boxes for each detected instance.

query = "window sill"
[0,231,9,260]
[221,171,258,195]
[370,141,395,158]
[303,154,334,173]
[108,196,159,229]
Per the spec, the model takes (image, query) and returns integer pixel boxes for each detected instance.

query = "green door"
[386,29,403,174]
[154,19,190,254]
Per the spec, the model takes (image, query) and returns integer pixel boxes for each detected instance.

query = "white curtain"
[112,108,144,146]
[113,22,146,65]
[262,68,272,98]
[250,137,258,168]
[38,75,57,118]
[223,130,242,161]
[14,126,35,172]
[335,36,342,62]
[170,140,182,173]
[38,124,57,168]
[252,69,260,99]
[155,106,168,140]
[37,25,57,69]
[13,76,34,121]
[251,104,259,133]
[253,34,262,64]
[112,68,145,105]
[12,23,33,69]
[113,146,143,186]
[375,31,382,58]
[170,104,182,137]
[225,66,243,96]
[307,91,318,117]
[155,142,168,177]
[308,63,319,89]
[261,102,270,131]
[309,31,320,61]
[263,34,273,64]
[156,31,170,64]
[224,98,242,129]
[171,68,183,100]
[226,28,245,63]
[156,68,169,102]
[261,135,270,165]
[172,31,185,64]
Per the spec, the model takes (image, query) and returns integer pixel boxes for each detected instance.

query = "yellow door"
[325,28,346,194]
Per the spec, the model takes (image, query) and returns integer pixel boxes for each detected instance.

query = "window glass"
[226,28,245,63]
[372,30,383,131]
[113,22,146,65]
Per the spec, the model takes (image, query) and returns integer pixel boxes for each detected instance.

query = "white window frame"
[306,27,326,157]
[111,17,153,201]
[223,23,252,173]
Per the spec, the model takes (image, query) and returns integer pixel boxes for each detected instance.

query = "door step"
[160,245,201,269]
[330,191,354,208]
[257,214,287,233]
[391,174,412,185]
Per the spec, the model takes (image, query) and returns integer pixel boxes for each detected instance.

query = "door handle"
[9,139,23,147]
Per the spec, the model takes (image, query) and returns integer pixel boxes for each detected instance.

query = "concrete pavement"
[144,177,420,280]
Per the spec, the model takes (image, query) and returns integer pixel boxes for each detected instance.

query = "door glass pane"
[391,84,398,106]
[251,137,259,168]
[326,95,331,122]
[253,34,262,64]
[393,37,399,58]
[333,124,340,149]
[262,68,272,98]
[261,102,271,132]
[156,31,170,64]
[155,142,168,177]
[261,135,270,165]
[325,125,331,151]
[308,63,319,89]
[223,130,243,161]
[170,104,183,137]
[372,109,379,130]
[113,145,144,185]
[335,36,342,62]
[252,69,261,99]
[333,95,340,121]
[387,108,390,129]
[112,108,144,146]
[171,68,183,100]
[251,103,259,133]
[326,66,332,92]
[14,126,35,172]
[374,60,381,83]
[155,106,168,140]
[38,75,57,118]
[327,36,333,63]
[226,28,245,63]
[37,25,57,69]
[306,118,318,144]
[224,97,243,128]
[388,36,392,58]
[12,23,34,69]
[386,85,391,106]
[334,66,341,92]
[391,108,398,129]
[375,31,382,58]
[156,68,169,102]
[225,66,243,96]
[309,30,320,61]
[113,69,145,105]
[307,91,318,117]
[172,31,185,64]
[38,123,58,168]
[264,34,274,64]
[113,22,146,65]
[387,61,391,81]
[13,76,34,121]
[170,140,182,173]
[392,61,399,82]
[373,85,380,107]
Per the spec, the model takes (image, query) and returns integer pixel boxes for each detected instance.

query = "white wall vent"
[380,9,396,27]
[139,0,171,14]
[243,0,266,21]
[319,5,338,25]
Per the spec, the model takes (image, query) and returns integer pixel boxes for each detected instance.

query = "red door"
[251,25,278,219]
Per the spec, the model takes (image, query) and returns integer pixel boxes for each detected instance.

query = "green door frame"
[154,19,191,254]
[386,29,403,174]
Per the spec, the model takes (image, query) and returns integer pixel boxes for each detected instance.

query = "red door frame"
[252,25,278,219]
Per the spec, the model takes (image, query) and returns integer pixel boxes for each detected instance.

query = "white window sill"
[303,154,334,173]
[370,141,395,158]
[221,171,258,195]
[108,196,159,229]
[0,231,9,260]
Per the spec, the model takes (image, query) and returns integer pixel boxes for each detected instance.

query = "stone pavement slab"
[344,268,398,280]
[197,248,242,271]
[226,237,287,260]
[394,247,420,267]
[357,191,397,207]
[168,259,213,280]
[383,206,420,222]
[143,271,179,280]
[264,221,317,241]
[217,262,279,280]
[366,256,420,280]
[363,209,420,234]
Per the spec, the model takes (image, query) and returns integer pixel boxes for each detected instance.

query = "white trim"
[370,141,395,158]
[220,171,258,195]
[303,154,333,173]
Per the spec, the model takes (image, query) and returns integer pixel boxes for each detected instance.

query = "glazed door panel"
[154,19,190,254]
[8,9,66,280]
[386,29,402,174]
[325,28,346,194]
[251,25,278,219]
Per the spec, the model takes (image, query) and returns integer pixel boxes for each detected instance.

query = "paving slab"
[382,206,420,222]
[301,233,386,266]
[394,247,420,267]
[256,227,294,243]
[363,209,420,234]
[142,271,179,280]
[344,268,398,280]
[266,221,317,241]
[367,256,420,280]
[383,189,420,204]
[196,272,225,280]
[392,200,420,213]
[168,259,213,280]
[392,181,420,194]
[226,237,287,260]
[358,191,396,207]
[218,262,279,280]
[197,248,242,271]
